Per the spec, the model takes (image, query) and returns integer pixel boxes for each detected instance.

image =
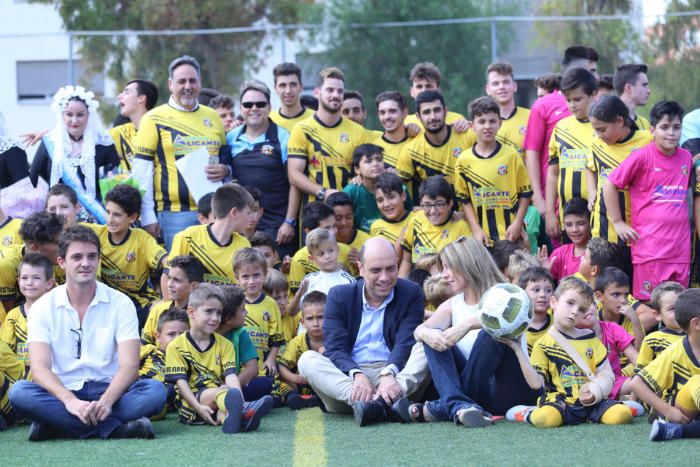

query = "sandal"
[391,397,434,423]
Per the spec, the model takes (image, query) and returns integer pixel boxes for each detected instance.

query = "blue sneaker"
[241,395,273,432]
[221,388,244,434]
[649,420,683,442]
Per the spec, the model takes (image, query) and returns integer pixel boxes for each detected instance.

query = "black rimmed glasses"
[420,201,448,211]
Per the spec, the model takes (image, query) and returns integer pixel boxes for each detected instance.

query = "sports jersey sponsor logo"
[497,164,508,176]
[452,147,462,158]
[203,273,234,285]
[651,184,686,202]
[559,364,588,388]
[560,148,588,170]
[102,268,135,282]
[2,236,12,246]
[473,187,512,209]
[172,135,220,156]
[340,133,350,143]
[261,144,275,155]
[414,245,436,257]
[126,252,136,263]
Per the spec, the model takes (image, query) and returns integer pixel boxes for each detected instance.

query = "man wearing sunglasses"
[10,225,167,441]
[226,80,300,258]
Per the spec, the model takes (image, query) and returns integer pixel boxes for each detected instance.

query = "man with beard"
[395,90,475,199]
[287,67,368,204]
[270,63,314,132]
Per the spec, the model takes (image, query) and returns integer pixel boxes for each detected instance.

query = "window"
[16,60,104,100]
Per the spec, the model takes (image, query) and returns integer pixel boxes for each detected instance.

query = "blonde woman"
[405,237,541,426]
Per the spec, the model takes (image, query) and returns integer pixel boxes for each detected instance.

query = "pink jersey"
[522,91,571,194]
[607,142,692,265]
[549,243,583,280]
[598,321,635,399]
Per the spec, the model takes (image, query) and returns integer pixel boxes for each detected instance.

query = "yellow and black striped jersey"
[244,293,284,375]
[636,328,685,370]
[395,126,476,189]
[636,336,700,404]
[587,129,652,244]
[634,115,651,132]
[139,343,166,383]
[371,133,414,170]
[168,224,250,286]
[109,122,138,174]
[0,340,24,417]
[531,330,608,405]
[134,103,226,212]
[88,225,166,308]
[342,229,369,254]
[141,300,180,346]
[455,143,532,244]
[0,217,22,249]
[287,115,368,201]
[401,211,471,264]
[548,116,594,222]
[0,246,64,301]
[498,106,530,158]
[270,108,315,133]
[525,312,553,355]
[370,211,414,246]
[277,331,310,372]
[404,110,465,129]
[288,244,353,293]
[0,304,28,374]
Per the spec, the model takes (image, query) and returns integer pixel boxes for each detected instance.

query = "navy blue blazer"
[323,278,424,375]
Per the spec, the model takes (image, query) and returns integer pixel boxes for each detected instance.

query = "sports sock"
[215,389,228,413]
[680,420,700,439]
[529,406,563,428]
[600,404,633,425]
[675,375,700,414]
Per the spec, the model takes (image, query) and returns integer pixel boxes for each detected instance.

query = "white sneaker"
[623,400,645,417]
[505,405,534,422]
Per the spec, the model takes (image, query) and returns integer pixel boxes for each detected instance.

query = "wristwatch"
[284,218,297,227]
[379,367,396,378]
[316,187,327,201]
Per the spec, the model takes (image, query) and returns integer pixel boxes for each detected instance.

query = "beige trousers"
[298,342,431,414]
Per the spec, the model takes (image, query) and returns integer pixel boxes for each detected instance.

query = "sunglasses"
[241,101,268,109]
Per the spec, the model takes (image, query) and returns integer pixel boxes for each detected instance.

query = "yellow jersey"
[0,304,28,377]
[244,293,284,375]
[370,211,414,246]
[636,328,685,370]
[270,108,315,133]
[636,336,700,405]
[288,244,353,293]
[455,143,532,244]
[109,122,138,174]
[88,225,166,308]
[0,340,24,417]
[141,300,179,346]
[0,246,64,302]
[139,343,166,383]
[280,313,301,344]
[0,217,22,249]
[498,106,530,158]
[525,312,553,355]
[278,331,311,373]
[530,330,608,405]
[287,115,368,202]
[548,116,594,222]
[395,126,476,190]
[587,129,653,244]
[342,229,369,253]
[402,211,471,265]
[371,133,414,170]
[134,103,226,212]
[169,224,250,286]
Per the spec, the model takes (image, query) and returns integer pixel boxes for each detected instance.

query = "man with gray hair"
[132,55,231,249]
[226,79,300,257]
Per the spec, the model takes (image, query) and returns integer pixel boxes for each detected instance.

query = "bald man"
[298,237,430,426]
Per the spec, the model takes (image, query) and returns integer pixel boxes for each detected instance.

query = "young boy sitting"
[603,101,692,300]
[370,172,414,259]
[287,228,355,317]
[342,143,388,232]
[142,255,204,346]
[631,288,700,441]
[636,281,686,370]
[264,269,297,343]
[278,290,326,410]
[326,191,370,262]
[89,184,167,325]
[525,277,633,428]
[168,183,253,286]
[196,192,214,225]
[0,340,24,430]
[217,285,271,402]
[549,198,591,281]
[164,284,272,433]
[288,202,354,295]
[233,248,284,380]
[45,184,80,229]
[0,253,54,378]
[518,266,554,355]
[399,175,471,277]
[455,96,532,246]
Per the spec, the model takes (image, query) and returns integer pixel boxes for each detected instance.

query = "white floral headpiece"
[51,85,99,113]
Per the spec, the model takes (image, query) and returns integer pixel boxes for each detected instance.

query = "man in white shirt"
[10,225,167,441]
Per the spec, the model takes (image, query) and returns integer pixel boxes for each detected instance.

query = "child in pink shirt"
[603,101,692,300]
[549,198,590,281]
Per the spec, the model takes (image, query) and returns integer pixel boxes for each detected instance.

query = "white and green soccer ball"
[478,283,533,339]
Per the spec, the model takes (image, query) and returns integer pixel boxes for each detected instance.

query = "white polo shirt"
[27,282,139,390]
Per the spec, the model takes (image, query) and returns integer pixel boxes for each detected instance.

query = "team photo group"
[0,41,699,446]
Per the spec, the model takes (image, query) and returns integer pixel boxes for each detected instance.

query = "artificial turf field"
[0,408,696,466]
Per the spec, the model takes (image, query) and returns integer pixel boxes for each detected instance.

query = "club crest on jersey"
[682,165,689,176]
[310,155,321,168]
[452,148,462,158]
[643,280,652,292]
[585,347,593,359]
[215,354,221,365]
[126,252,136,263]
[441,229,449,239]
[340,133,350,143]
[498,165,508,175]
[263,311,271,321]
[2,236,11,246]
[261,145,274,155]
[203,119,212,128]
[519,125,526,135]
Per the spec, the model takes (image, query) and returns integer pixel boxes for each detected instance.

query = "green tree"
[30,0,316,113]
[308,0,520,130]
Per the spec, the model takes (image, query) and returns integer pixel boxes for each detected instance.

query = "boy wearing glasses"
[399,176,470,277]
[455,96,532,247]
[9,225,167,441]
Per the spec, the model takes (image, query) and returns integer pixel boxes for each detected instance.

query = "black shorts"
[542,399,621,425]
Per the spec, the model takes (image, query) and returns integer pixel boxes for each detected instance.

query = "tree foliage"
[309,0,521,130]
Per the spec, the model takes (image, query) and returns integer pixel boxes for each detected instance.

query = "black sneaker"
[287,394,321,411]
[221,388,244,434]
[240,396,273,432]
[109,417,155,439]
[352,400,388,427]
[28,421,60,442]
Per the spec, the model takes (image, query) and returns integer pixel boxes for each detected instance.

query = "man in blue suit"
[298,237,429,426]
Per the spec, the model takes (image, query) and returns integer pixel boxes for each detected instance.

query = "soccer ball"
[478,283,533,339]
